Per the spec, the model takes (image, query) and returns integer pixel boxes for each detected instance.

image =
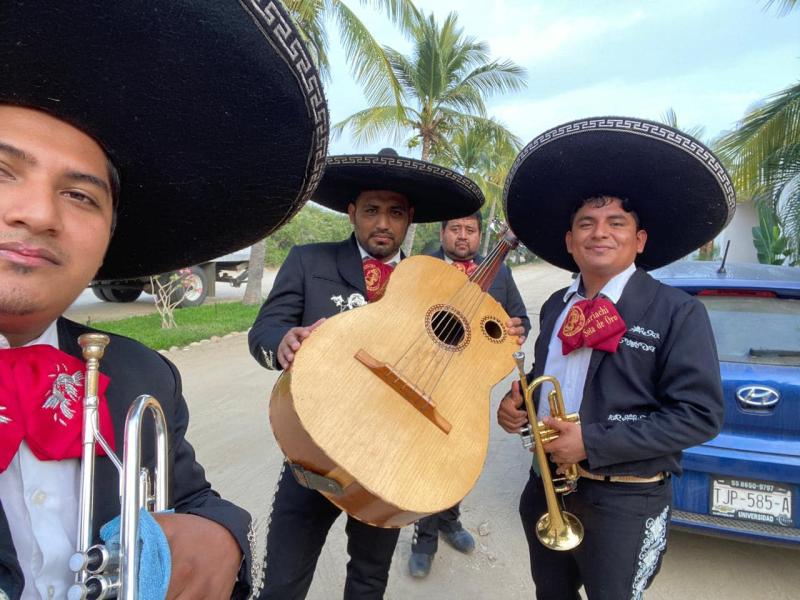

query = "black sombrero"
[0,0,328,279]
[313,148,484,223]
[504,116,736,271]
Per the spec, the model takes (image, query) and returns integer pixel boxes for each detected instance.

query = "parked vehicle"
[650,260,800,546]
[91,249,251,308]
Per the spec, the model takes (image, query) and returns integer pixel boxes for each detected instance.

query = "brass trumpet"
[513,351,583,551]
[68,333,170,600]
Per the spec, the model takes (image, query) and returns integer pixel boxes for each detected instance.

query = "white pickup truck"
[91,248,252,308]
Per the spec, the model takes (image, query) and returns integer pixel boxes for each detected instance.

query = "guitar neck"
[470,231,519,292]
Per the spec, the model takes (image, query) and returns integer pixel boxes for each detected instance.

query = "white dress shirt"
[539,263,636,419]
[0,322,80,600]
[356,241,401,267]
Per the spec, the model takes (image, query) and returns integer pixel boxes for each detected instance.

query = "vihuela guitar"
[269,228,521,527]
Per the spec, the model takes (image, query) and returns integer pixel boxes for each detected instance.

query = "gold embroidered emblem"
[364,263,382,292]
[561,306,586,338]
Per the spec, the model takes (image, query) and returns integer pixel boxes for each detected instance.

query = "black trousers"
[519,469,671,600]
[258,465,400,600]
[411,503,462,555]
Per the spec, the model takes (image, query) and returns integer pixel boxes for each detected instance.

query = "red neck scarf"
[451,259,477,276]
[557,297,627,355]
[363,258,395,302]
[0,344,115,472]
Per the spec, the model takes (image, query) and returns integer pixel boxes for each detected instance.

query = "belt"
[577,466,667,484]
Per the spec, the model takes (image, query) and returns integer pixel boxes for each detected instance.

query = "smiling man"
[0,2,327,598]
[498,117,734,600]
[248,148,491,600]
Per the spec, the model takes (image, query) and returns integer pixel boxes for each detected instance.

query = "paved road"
[74,263,800,599]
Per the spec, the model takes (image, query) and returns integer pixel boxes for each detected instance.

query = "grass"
[93,302,261,350]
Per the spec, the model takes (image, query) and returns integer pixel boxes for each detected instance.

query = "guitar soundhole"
[481,317,505,343]
[426,304,470,351]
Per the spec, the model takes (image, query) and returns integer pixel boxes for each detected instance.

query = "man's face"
[566,197,647,279]
[440,216,481,261]
[0,106,113,334]
[348,190,413,259]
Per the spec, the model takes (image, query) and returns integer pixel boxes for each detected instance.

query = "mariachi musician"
[0,1,327,598]
[497,117,732,599]
[248,148,525,599]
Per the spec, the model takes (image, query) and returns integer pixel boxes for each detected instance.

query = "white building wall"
[716,201,758,263]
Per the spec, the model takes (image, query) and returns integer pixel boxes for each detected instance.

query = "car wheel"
[104,286,142,303]
[176,266,208,308]
[92,286,112,302]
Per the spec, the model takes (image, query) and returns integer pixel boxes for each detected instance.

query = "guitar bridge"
[354,349,452,434]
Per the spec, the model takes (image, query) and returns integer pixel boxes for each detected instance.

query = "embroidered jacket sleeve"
[248,246,306,370]
[160,356,253,599]
[582,296,724,471]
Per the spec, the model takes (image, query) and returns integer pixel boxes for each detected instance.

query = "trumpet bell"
[536,511,584,551]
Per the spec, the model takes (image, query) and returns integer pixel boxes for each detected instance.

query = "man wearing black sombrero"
[0,1,326,599]
[497,117,731,599]
[249,148,522,599]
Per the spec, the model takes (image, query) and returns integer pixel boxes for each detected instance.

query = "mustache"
[369,231,395,240]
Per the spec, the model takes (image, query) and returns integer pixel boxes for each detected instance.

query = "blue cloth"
[100,509,172,600]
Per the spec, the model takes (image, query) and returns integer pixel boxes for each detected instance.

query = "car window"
[698,296,800,366]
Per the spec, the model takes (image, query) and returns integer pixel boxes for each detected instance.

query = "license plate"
[711,477,793,527]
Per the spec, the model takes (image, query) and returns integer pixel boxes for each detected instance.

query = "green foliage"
[94,302,261,350]
[752,199,793,265]
[265,203,353,266]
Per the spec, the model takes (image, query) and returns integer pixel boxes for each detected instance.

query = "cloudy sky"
[324,0,800,155]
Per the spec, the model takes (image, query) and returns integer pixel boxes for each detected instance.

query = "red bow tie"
[363,258,394,302]
[557,297,627,355]
[0,344,115,472]
[451,260,477,276]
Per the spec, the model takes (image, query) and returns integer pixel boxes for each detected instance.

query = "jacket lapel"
[337,235,368,296]
[581,268,658,396]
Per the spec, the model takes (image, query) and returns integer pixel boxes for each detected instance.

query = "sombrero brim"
[313,154,484,223]
[0,0,328,279]
[504,117,736,271]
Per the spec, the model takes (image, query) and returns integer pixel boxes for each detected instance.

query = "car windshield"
[699,295,800,366]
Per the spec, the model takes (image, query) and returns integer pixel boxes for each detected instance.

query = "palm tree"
[432,120,522,255]
[333,10,527,253]
[243,0,422,304]
[716,82,800,263]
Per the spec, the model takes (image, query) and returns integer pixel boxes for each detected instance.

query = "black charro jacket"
[1,318,252,600]
[250,235,389,370]
[428,247,531,336]
[531,268,724,477]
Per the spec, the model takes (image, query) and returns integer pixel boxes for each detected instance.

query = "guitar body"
[269,255,518,527]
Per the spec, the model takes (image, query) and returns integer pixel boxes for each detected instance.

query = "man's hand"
[542,417,587,471]
[154,513,242,600]
[497,380,529,433]
[506,317,526,345]
[277,318,325,369]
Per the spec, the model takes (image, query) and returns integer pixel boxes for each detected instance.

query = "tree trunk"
[698,240,714,261]
[242,239,266,305]
[401,135,432,255]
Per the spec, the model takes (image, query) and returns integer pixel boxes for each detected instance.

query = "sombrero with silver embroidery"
[312,148,484,223]
[504,116,736,271]
[0,0,328,279]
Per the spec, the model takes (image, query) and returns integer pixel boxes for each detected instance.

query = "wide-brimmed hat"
[312,148,484,223]
[504,116,736,271]
[0,0,328,279]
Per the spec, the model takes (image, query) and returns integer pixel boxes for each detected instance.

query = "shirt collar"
[356,241,401,267]
[563,262,637,304]
[0,320,59,350]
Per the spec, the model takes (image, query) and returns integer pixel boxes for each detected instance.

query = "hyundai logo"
[736,385,780,409]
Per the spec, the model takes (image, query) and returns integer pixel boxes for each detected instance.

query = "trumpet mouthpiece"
[78,333,110,361]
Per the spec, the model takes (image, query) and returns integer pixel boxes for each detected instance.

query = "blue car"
[650,261,800,546]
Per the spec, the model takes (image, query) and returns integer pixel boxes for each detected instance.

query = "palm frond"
[332,104,416,147]
[330,0,405,106]
[716,81,800,195]
[358,0,423,33]
[284,0,331,78]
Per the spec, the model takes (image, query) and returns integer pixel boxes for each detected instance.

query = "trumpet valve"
[519,424,534,450]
